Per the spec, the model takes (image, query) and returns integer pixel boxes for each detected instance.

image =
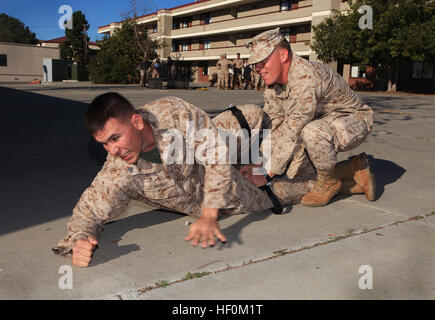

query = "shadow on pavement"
[217,211,273,250]
[0,86,110,235]
[368,155,406,200]
[333,155,406,203]
[90,210,184,267]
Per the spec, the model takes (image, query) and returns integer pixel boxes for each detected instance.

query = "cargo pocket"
[332,116,369,150]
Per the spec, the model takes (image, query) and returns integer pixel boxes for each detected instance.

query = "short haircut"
[276,39,292,55]
[85,92,138,136]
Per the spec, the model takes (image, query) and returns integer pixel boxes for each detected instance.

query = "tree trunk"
[387,61,400,93]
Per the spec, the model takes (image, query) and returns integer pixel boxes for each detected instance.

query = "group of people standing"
[215,53,265,90]
[139,57,179,88]
[138,57,161,87]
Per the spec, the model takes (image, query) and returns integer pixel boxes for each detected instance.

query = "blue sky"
[1,0,192,42]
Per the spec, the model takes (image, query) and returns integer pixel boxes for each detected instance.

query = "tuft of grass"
[183,272,211,280]
[154,280,169,288]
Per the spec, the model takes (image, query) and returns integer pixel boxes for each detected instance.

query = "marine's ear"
[279,47,290,63]
[131,113,144,130]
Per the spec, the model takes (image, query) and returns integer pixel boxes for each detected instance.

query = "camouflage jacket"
[217,59,233,72]
[54,96,233,255]
[232,58,244,70]
[263,53,373,176]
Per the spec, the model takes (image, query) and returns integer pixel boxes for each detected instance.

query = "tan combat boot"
[335,153,376,201]
[301,170,342,207]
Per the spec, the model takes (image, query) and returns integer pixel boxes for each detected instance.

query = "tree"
[311,0,435,92]
[0,13,38,44]
[88,21,159,84]
[60,11,90,64]
[122,0,159,59]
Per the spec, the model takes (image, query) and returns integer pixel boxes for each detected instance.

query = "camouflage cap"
[246,27,285,65]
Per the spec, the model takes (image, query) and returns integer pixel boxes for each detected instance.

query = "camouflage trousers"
[213,105,317,215]
[232,69,242,88]
[217,72,229,89]
[300,110,373,171]
[253,72,262,89]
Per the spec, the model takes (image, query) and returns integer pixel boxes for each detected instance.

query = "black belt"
[228,104,251,163]
[227,105,283,215]
[259,184,283,214]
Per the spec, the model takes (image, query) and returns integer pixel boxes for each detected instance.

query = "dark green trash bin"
[71,62,89,81]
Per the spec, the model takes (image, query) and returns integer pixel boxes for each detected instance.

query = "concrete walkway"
[0,83,434,299]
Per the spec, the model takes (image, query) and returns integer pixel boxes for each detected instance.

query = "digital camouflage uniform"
[252,69,262,90]
[232,57,244,89]
[216,58,232,89]
[53,97,316,256]
[246,28,374,178]
[216,59,222,89]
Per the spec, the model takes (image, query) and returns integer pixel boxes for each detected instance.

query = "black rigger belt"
[227,105,283,214]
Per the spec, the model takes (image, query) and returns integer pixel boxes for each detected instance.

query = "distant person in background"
[232,53,244,89]
[216,53,232,90]
[216,55,223,89]
[242,59,252,89]
[152,58,160,79]
[138,58,148,87]
[252,67,262,91]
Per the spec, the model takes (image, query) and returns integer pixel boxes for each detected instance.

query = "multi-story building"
[98,0,353,83]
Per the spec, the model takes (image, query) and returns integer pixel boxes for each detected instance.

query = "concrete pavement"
[0,82,434,299]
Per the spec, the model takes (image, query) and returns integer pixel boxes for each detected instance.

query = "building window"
[298,24,311,33]
[181,17,192,28]
[281,0,298,11]
[200,13,211,25]
[173,19,180,30]
[412,62,433,79]
[152,23,157,33]
[172,42,179,52]
[281,0,290,11]
[281,27,297,43]
[281,28,290,42]
[182,41,190,51]
[0,54,6,67]
[351,63,366,78]
[203,39,210,50]
[200,62,209,75]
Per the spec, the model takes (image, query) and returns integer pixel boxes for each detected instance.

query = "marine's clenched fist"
[72,236,98,267]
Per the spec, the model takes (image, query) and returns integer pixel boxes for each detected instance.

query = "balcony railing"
[171,40,310,60]
[170,5,313,38]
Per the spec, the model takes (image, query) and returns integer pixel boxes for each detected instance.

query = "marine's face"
[255,48,286,86]
[93,115,153,164]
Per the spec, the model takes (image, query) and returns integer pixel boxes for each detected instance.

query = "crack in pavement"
[110,210,435,300]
